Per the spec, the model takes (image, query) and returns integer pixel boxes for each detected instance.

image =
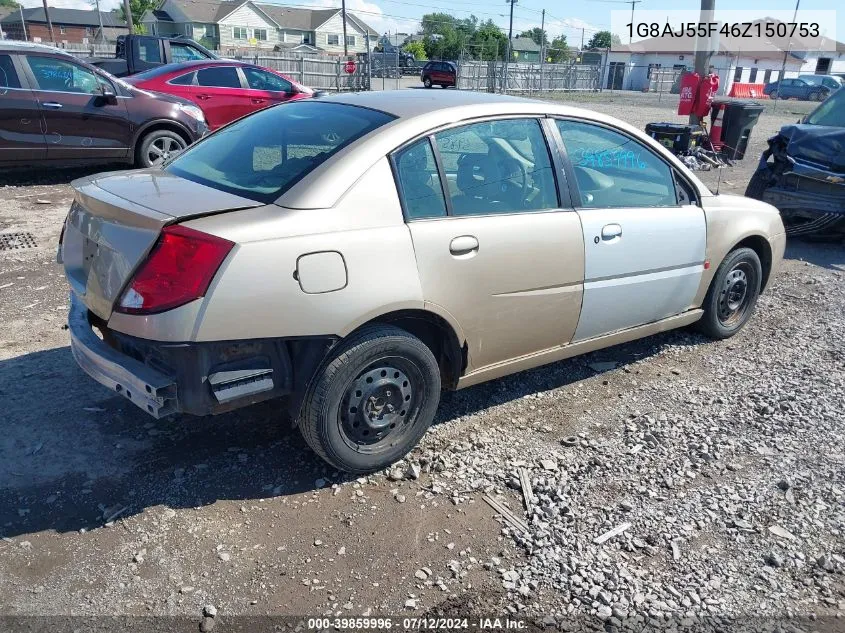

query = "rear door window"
[0,54,21,88]
[394,138,448,220]
[168,71,196,86]
[165,100,395,203]
[431,118,559,216]
[197,66,241,88]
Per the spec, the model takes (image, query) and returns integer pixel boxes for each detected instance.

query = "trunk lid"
[61,169,261,320]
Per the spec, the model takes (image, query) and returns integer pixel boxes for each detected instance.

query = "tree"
[402,40,427,61]
[547,34,569,63]
[0,0,21,7]
[473,19,507,60]
[117,0,158,31]
[519,28,548,47]
[586,30,621,50]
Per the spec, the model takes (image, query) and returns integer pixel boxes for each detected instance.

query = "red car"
[125,60,313,130]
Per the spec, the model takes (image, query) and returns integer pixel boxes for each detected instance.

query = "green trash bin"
[720,101,765,160]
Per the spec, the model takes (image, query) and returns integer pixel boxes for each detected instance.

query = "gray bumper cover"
[68,293,178,418]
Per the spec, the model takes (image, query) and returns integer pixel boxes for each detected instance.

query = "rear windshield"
[165,101,395,203]
[805,88,845,127]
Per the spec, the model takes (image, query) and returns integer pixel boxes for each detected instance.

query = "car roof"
[0,40,76,56]
[323,89,552,119]
[279,90,711,209]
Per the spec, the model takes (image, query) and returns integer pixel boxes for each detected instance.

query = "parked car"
[797,74,843,92]
[61,91,785,473]
[763,76,832,101]
[123,60,313,131]
[88,34,217,78]
[0,41,207,169]
[421,60,456,88]
[746,87,844,238]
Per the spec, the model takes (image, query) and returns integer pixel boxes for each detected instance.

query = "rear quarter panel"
[183,157,426,341]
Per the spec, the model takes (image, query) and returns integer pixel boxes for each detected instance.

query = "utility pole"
[629,0,641,44]
[774,0,800,111]
[539,9,545,91]
[581,27,585,51]
[19,4,28,40]
[690,0,715,124]
[123,0,134,33]
[94,0,106,42]
[504,0,517,92]
[42,0,56,44]
[342,0,348,58]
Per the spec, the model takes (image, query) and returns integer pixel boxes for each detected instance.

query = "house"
[794,40,845,76]
[141,0,377,55]
[602,26,808,93]
[510,36,541,63]
[0,8,127,45]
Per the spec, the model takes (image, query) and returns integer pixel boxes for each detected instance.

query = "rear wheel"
[768,89,778,99]
[136,129,187,168]
[697,247,762,339]
[298,325,441,473]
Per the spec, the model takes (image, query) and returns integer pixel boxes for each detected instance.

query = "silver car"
[60,91,786,473]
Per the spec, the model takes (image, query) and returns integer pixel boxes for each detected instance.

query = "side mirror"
[100,83,118,105]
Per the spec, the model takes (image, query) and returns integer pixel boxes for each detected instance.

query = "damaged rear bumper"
[69,293,178,418]
[68,293,306,418]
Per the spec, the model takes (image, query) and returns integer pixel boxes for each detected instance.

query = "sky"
[18,0,844,49]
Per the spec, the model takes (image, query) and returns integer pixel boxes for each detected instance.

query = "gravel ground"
[0,91,842,630]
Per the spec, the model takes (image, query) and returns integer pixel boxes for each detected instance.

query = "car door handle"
[251,98,266,104]
[196,94,211,100]
[449,235,479,257]
[599,224,622,241]
[42,102,63,109]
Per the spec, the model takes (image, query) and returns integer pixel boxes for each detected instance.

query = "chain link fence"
[456,60,601,94]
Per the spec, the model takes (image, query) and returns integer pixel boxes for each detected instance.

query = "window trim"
[549,115,691,211]
[389,114,567,222]
[233,26,248,40]
[389,136,451,221]
[254,28,268,41]
[327,33,340,46]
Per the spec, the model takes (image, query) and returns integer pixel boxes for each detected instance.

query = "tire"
[423,76,432,88]
[745,168,772,200]
[809,90,823,101]
[768,90,778,99]
[298,325,441,473]
[697,247,763,340]
[136,129,187,168]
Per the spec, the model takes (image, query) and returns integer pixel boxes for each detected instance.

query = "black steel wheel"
[298,325,441,473]
[697,247,763,339]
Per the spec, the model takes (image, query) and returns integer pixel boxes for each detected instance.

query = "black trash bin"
[645,122,704,154]
[720,101,765,160]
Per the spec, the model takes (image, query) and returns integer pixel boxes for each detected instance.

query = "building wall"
[2,22,125,44]
[218,3,279,49]
[798,51,845,75]
[315,12,367,54]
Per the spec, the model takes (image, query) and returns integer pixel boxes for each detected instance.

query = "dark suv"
[421,61,456,88]
[0,41,208,169]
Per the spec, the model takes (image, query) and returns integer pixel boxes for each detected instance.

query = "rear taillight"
[116,225,233,315]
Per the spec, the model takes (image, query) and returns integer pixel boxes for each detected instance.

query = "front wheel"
[768,90,778,99]
[298,325,441,473]
[423,76,432,88]
[697,247,763,340]
[809,90,824,101]
[136,129,187,168]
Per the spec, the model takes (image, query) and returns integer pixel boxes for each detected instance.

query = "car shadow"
[0,164,127,187]
[785,238,845,272]
[0,328,699,538]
